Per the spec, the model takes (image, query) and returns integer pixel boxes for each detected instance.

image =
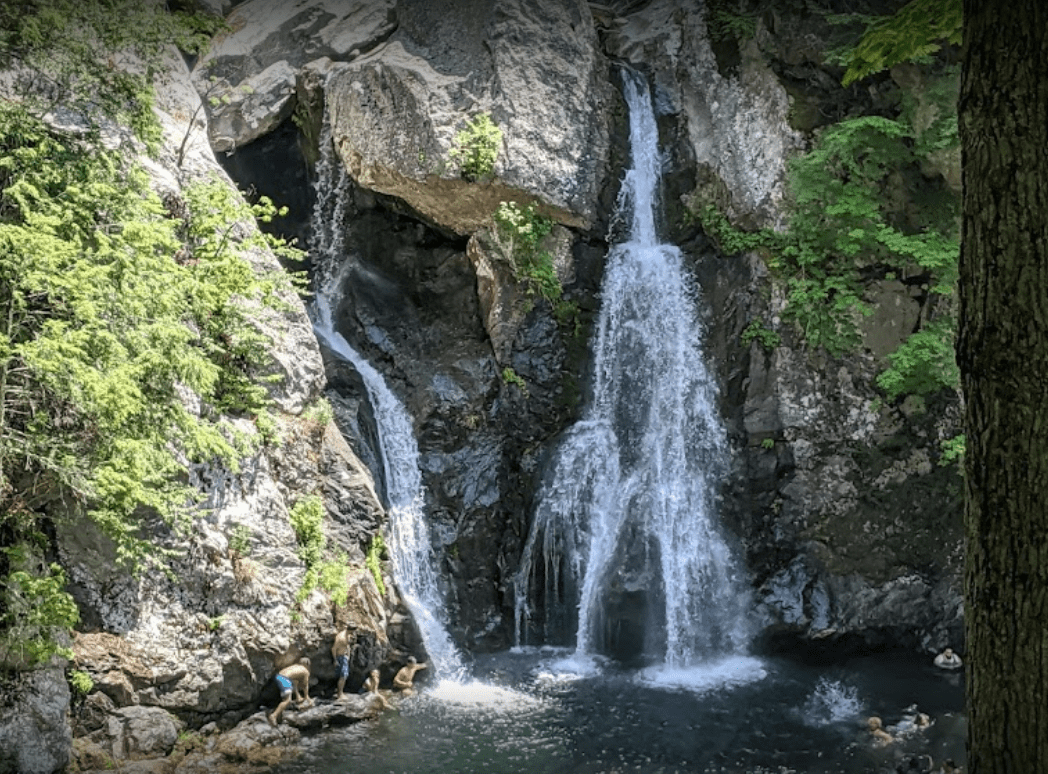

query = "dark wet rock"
[281,694,382,731]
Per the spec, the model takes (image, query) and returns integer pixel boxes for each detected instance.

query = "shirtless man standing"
[268,658,312,726]
[331,622,355,700]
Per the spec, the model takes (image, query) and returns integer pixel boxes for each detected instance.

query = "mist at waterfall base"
[303,71,965,772]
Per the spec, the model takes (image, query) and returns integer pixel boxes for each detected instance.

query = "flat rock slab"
[281,694,383,730]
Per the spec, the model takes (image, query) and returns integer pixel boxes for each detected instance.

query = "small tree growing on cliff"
[493,201,560,303]
[449,113,502,181]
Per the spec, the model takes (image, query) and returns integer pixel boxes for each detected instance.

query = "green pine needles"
[840,0,962,86]
[0,102,303,667]
[0,0,222,154]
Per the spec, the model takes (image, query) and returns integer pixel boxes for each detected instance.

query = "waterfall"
[309,116,467,682]
[515,69,752,669]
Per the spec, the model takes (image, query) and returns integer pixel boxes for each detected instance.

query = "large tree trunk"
[958,2,1048,771]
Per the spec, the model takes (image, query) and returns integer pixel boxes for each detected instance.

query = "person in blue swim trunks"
[268,657,312,726]
[330,622,356,700]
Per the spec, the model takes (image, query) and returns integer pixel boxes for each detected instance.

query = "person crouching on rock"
[393,656,428,696]
[269,657,312,726]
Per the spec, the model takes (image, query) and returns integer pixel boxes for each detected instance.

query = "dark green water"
[274,649,965,774]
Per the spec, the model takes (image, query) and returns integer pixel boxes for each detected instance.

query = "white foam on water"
[425,680,546,711]
[636,655,767,693]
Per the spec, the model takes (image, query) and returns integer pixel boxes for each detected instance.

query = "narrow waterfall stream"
[309,117,467,682]
[515,68,753,677]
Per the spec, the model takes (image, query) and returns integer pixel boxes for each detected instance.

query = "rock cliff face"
[0,669,71,774]
[3,1,966,769]
[69,46,414,711]
[1,41,419,774]
[192,0,963,661]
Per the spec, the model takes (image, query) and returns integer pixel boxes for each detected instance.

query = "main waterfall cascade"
[309,116,467,682]
[514,69,756,676]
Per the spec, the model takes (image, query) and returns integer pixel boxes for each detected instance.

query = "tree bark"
[958,2,1048,771]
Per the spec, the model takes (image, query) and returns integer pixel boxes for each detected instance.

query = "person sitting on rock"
[867,716,894,745]
[392,656,428,695]
[331,622,355,700]
[363,668,390,710]
[268,657,312,726]
[933,647,963,670]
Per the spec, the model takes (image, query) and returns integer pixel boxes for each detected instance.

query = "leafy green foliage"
[365,533,386,596]
[741,320,781,351]
[939,434,965,468]
[707,3,759,43]
[699,113,959,363]
[0,1,222,152]
[695,204,773,256]
[289,496,351,607]
[449,113,502,181]
[289,495,324,570]
[494,201,562,304]
[876,318,958,401]
[228,524,251,558]
[180,177,305,415]
[898,64,960,161]
[0,97,301,666]
[69,668,94,697]
[840,0,962,86]
[0,542,79,668]
[302,397,334,428]
[317,553,349,607]
[501,367,528,395]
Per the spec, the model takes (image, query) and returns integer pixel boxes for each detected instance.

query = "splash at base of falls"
[271,650,966,774]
